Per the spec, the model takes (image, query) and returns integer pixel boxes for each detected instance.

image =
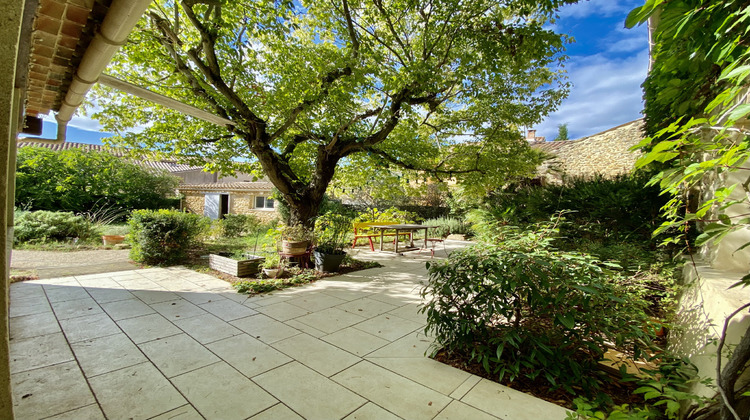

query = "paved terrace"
[8,243,568,419]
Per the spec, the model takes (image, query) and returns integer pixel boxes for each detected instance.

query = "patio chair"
[423,226,450,258]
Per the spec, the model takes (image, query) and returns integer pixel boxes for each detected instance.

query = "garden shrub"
[128,210,209,265]
[220,214,262,237]
[421,223,656,396]
[423,216,471,236]
[483,173,667,245]
[15,147,180,215]
[353,207,419,224]
[14,210,98,244]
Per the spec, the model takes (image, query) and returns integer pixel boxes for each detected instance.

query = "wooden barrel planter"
[281,240,309,255]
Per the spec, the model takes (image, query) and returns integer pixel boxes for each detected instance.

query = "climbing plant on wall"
[628,1,750,419]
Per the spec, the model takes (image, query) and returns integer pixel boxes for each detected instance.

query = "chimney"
[526,129,536,142]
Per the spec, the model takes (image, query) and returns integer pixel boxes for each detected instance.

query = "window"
[255,196,274,209]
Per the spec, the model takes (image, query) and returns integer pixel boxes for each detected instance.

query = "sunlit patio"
[9,243,567,419]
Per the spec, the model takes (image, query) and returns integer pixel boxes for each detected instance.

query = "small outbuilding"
[178,182,279,221]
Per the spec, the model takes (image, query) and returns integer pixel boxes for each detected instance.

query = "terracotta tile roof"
[178,182,274,192]
[24,0,110,117]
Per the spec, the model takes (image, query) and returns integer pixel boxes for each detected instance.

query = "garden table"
[369,224,437,254]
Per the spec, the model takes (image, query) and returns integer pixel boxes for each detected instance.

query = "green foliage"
[128,210,210,265]
[15,147,180,215]
[340,255,383,270]
[423,216,471,236]
[14,210,99,244]
[567,358,709,420]
[554,123,569,141]
[219,214,262,238]
[234,269,317,294]
[278,224,313,242]
[482,174,667,244]
[353,207,419,224]
[262,253,281,269]
[627,0,750,269]
[314,213,351,254]
[93,0,573,223]
[421,222,656,396]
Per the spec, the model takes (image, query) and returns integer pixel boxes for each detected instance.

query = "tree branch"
[372,0,412,62]
[341,0,360,56]
[717,303,750,420]
[176,2,265,135]
[269,66,353,142]
[365,147,486,178]
[148,12,235,127]
[327,106,383,152]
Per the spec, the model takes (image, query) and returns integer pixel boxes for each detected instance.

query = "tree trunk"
[286,196,322,229]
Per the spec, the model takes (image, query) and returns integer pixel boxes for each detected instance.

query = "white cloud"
[41,112,105,133]
[536,49,649,140]
[601,25,648,54]
[556,0,642,19]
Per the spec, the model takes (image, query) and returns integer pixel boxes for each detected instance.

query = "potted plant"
[102,235,126,246]
[262,253,283,278]
[312,214,350,272]
[280,224,312,255]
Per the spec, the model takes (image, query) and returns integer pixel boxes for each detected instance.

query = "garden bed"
[433,348,644,410]
[192,254,382,294]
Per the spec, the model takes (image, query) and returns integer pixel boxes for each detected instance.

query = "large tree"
[94,0,573,226]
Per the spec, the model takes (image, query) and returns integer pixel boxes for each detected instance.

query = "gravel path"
[10,249,138,278]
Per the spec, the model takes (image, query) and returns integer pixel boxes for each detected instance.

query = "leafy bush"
[314,213,352,253]
[423,216,471,236]
[353,207,419,224]
[14,210,99,244]
[420,223,656,396]
[128,210,209,265]
[567,358,708,419]
[219,214,262,237]
[15,147,180,215]
[484,174,667,244]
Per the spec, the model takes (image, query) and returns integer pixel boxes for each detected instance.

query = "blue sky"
[32,0,648,144]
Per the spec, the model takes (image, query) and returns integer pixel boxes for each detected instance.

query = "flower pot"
[282,240,309,255]
[262,268,282,278]
[209,254,264,277]
[313,250,347,273]
[102,235,125,246]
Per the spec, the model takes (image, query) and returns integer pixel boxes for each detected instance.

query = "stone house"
[17,141,279,220]
[530,119,645,184]
[178,182,278,222]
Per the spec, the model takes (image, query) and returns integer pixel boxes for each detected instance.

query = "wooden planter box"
[209,254,264,277]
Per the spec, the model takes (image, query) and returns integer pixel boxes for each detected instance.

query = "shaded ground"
[11,249,139,279]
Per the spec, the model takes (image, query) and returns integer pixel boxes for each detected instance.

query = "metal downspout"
[19,0,153,144]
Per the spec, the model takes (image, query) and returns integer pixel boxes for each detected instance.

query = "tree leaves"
[93,0,574,220]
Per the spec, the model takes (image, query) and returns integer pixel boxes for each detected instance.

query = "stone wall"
[183,193,204,215]
[534,120,644,184]
[182,191,279,222]
[230,194,251,214]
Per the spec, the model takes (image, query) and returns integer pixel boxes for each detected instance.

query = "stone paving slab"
[8,243,570,419]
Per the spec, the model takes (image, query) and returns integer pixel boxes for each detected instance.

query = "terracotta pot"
[102,235,125,246]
